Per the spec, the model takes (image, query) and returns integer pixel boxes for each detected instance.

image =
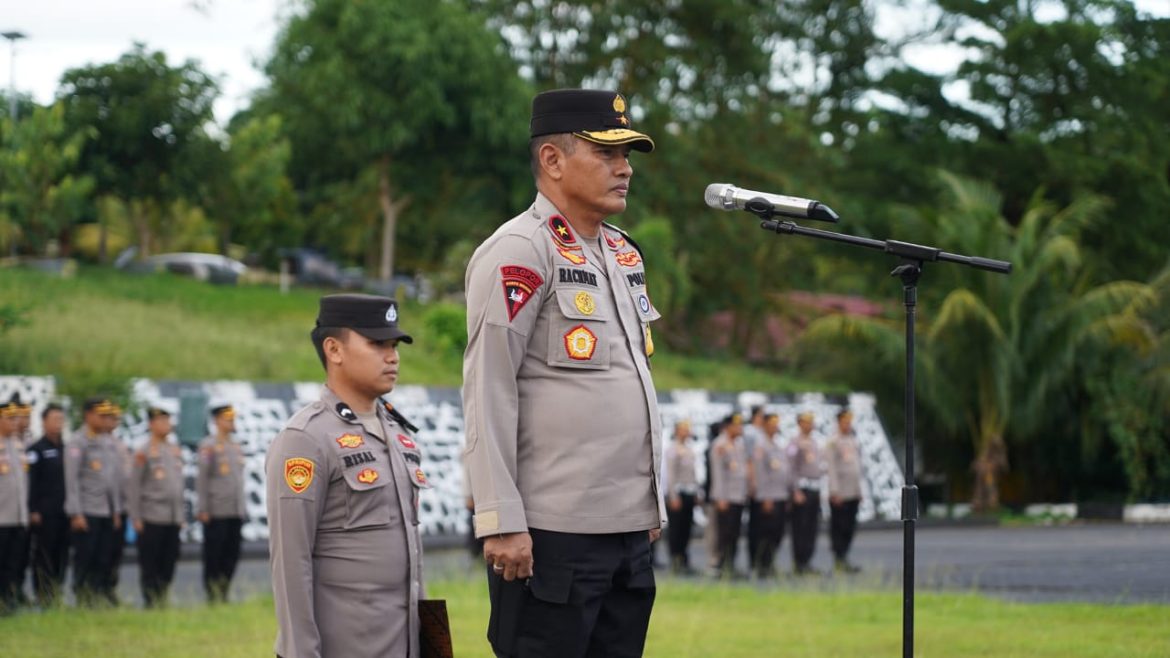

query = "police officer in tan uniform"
[65,397,123,605]
[267,294,426,658]
[463,88,664,657]
[664,420,699,574]
[0,400,29,613]
[710,414,748,577]
[197,404,246,603]
[827,408,863,573]
[749,413,792,578]
[103,403,132,604]
[127,408,185,606]
[788,411,826,575]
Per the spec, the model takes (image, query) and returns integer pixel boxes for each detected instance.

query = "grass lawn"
[0,266,832,397]
[0,577,1164,657]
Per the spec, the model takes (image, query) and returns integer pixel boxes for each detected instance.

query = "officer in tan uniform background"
[663,420,699,574]
[749,413,792,579]
[197,404,246,603]
[462,88,664,657]
[827,408,863,573]
[267,294,426,658]
[789,411,826,575]
[65,397,123,606]
[0,400,29,613]
[709,414,748,577]
[127,408,185,607]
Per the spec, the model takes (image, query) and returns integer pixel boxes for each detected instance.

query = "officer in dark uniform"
[26,402,69,605]
[197,404,246,603]
[127,408,185,607]
[267,294,426,658]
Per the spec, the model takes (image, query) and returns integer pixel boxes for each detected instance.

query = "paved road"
[61,523,1170,607]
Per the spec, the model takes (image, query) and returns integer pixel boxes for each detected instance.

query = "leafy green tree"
[795,173,1151,509]
[262,0,529,280]
[0,103,94,255]
[58,44,218,259]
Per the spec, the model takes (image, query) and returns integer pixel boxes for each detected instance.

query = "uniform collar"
[320,385,385,426]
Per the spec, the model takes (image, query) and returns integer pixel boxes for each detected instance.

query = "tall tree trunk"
[132,200,152,259]
[376,154,411,283]
[972,433,1008,513]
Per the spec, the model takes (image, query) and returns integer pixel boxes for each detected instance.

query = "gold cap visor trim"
[575,129,655,153]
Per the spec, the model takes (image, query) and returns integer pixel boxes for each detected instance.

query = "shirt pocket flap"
[341,465,392,491]
[553,287,610,321]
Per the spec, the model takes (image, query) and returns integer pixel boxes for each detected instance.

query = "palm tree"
[796,173,1152,511]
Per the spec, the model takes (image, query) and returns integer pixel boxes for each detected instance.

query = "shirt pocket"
[546,287,611,370]
[341,464,394,529]
[626,283,662,324]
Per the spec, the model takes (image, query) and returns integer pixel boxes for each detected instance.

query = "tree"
[262,0,529,281]
[59,44,218,259]
[0,103,94,255]
[795,173,1152,510]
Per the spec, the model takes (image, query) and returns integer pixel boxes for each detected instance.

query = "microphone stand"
[749,209,1011,658]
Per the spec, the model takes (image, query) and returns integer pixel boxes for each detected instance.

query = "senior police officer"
[463,88,665,657]
[0,400,30,613]
[710,414,748,577]
[127,408,185,607]
[65,397,123,606]
[26,403,69,605]
[749,413,792,579]
[197,404,246,603]
[789,411,827,575]
[827,408,863,573]
[267,294,427,658]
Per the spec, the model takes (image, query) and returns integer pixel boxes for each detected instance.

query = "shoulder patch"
[284,457,315,494]
[547,215,577,245]
[500,265,544,322]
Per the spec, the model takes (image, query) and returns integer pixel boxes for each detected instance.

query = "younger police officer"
[127,408,185,607]
[197,404,246,603]
[65,397,123,606]
[0,400,29,613]
[267,294,427,658]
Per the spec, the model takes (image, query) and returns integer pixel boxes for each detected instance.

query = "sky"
[2,0,1168,125]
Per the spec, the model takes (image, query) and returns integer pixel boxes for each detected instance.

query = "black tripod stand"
[750,211,1011,658]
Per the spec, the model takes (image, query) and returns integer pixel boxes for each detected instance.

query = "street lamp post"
[2,30,28,121]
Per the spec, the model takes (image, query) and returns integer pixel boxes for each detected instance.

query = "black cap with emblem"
[315,294,413,344]
[530,89,654,153]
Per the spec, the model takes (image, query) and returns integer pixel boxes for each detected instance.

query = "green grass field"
[0,266,831,398]
[0,577,1164,657]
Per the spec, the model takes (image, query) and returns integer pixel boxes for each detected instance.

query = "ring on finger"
[493,563,505,572]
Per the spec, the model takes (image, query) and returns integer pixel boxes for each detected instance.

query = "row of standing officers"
[664,407,865,578]
[0,396,246,611]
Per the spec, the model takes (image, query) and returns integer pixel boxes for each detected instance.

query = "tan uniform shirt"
[664,440,699,497]
[0,437,29,526]
[64,431,123,518]
[196,436,246,519]
[827,432,863,501]
[127,440,185,525]
[788,434,826,489]
[752,434,792,502]
[709,434,749,505]
[462,193,665,537]
[266,387,427,658]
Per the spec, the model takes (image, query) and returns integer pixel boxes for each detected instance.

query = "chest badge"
[0,462,8,475]
[90,459,102,472]
[335,433,365,449]
[557,246,587,265]
[284,458,314,494]
[616,251,642,267]
[574,291,596,315]
[396,434,416,450]
[564,325,598,360]
[357,468,380,485]
[414,469,428,486]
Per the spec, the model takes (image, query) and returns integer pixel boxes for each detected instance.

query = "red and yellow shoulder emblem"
[557,246,587,265]
[335,433,364,449]
[396,433,416,450]
[284,458,314,494]
[500,265,544,322]
[615,250,642,267]
[414,469,428,486]
[357,468,379,485]
[548,215,577,245]
[603,231,626,250]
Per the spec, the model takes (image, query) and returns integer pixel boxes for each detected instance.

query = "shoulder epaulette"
[285,401,327,432]
[381,400,419,434]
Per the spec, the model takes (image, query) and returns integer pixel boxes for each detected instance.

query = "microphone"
[704,183,839,223]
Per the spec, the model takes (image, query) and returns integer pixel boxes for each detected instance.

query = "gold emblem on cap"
[574,291,595,315]
[613,95,626,113]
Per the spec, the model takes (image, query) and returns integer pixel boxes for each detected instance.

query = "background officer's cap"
[316,294,413,344]
[531,89,654,153]
[210,404,234,418]
[83,396,117,415]
[147,407,171,420]
[0,399,17,417]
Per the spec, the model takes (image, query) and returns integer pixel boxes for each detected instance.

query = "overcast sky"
[3,0,1167,125]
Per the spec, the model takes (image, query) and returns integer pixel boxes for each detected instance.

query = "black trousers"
[0,526,28,610]
[30,514,70,605]
[746,499,762,568]
[138,523,181,607]
[830,498,861,560]
[105,513,128,597]
[790,489,821,569]
[715,503,744,572]
[486,528,655,658]
[72,515,117,604]
[202,517,242,602]
[751,501,788,576]
[665,493,696,564]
